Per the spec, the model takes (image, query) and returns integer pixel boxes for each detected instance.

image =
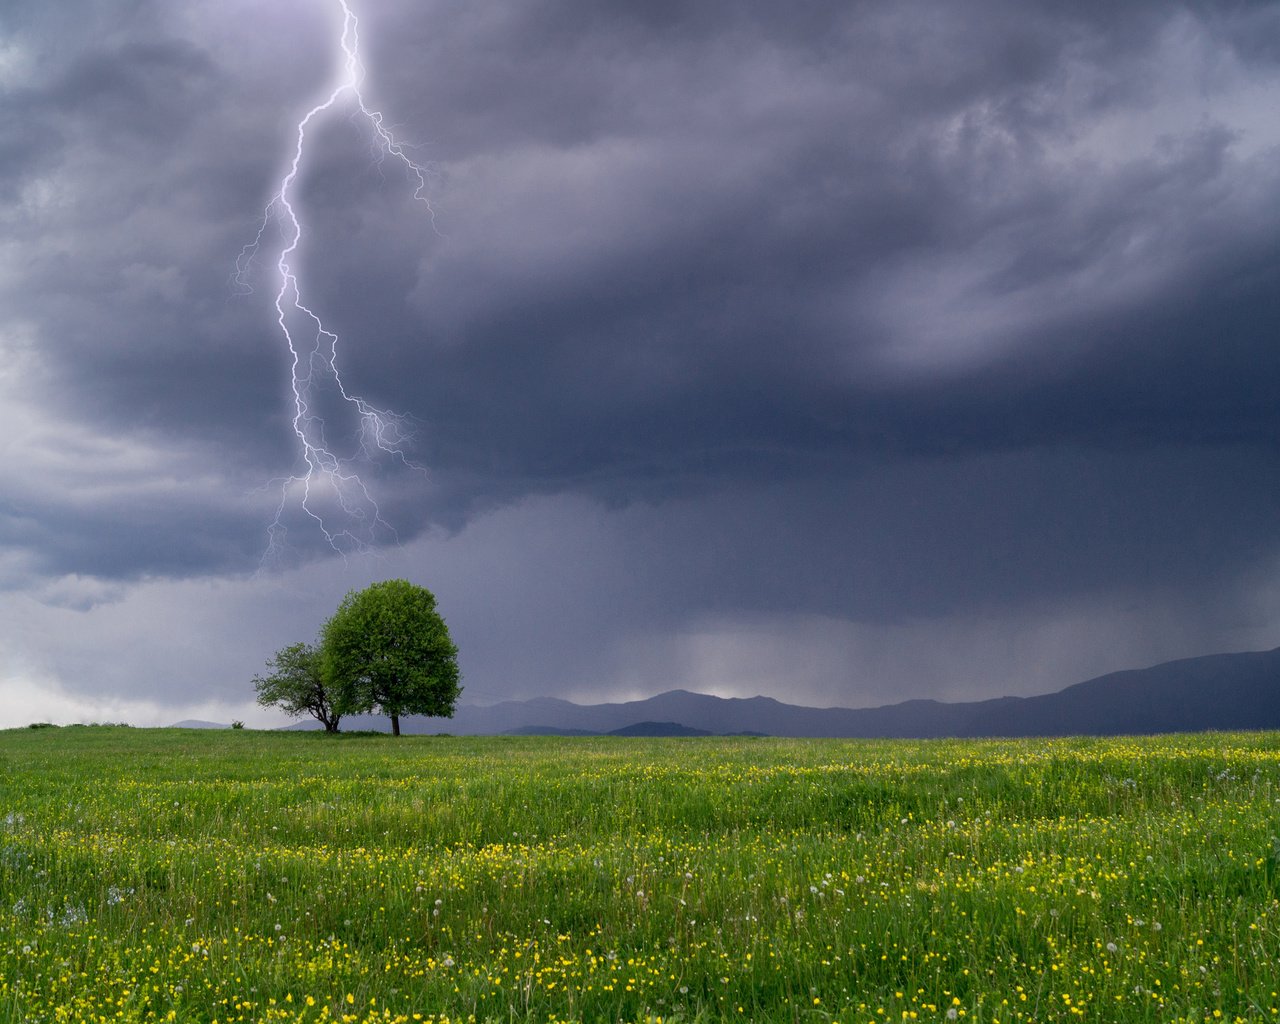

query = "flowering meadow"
[1,727,1279,1023]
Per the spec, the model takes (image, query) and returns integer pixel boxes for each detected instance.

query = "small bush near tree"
[253,642,341,733]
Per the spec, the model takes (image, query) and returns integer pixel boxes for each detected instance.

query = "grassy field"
[1,728,1279,1023]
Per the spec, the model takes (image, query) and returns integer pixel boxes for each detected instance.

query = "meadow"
[1,727,1279,1024]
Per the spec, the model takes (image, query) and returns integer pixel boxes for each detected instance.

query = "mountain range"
[293,646,1280,737]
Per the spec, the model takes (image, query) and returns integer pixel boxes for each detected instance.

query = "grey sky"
[1,0,1278,726]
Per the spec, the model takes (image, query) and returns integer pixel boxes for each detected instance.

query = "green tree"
[322,579,461,736]
[253,642,341,733]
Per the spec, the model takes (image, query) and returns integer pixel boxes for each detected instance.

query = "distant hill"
[170,719,230,730]
[956,647,1280,737]
[292,646,1280,738]
[504,725,601,736]
[607,721,712,737]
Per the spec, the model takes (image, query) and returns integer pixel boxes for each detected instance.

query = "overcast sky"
[2,0,1279,727]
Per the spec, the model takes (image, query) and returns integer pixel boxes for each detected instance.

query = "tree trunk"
[391,713,401,737]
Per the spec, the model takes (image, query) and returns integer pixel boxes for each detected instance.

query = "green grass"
[2,727,1280,1023]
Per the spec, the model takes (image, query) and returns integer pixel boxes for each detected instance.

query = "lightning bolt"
[236,0,433,565]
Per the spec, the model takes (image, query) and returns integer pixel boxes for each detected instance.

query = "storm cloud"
[1,0,1278,724]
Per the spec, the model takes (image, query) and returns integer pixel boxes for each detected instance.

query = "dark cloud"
[1,0,1278,719]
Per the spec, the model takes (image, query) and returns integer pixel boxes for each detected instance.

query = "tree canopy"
[252,641,341,733]
[322,579,461,735]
